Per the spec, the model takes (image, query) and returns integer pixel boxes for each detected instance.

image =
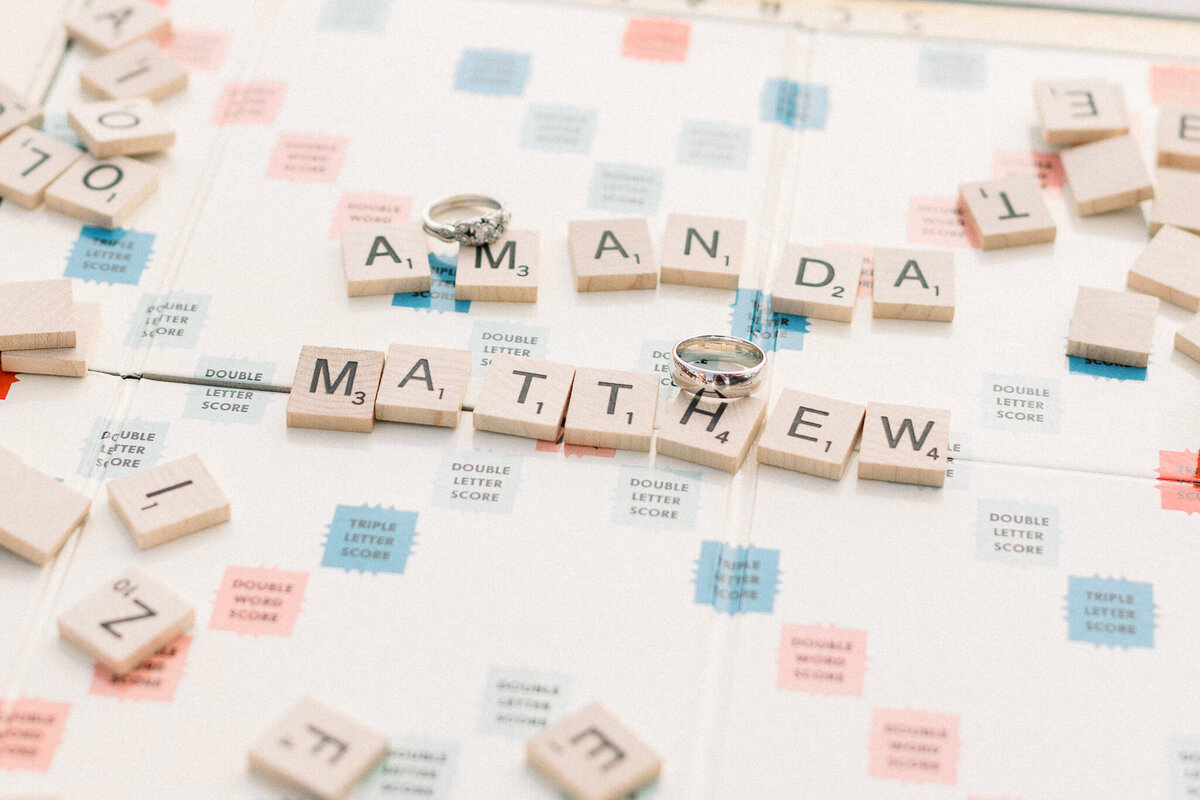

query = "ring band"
[670,334,766,398]
[421,194,511,246]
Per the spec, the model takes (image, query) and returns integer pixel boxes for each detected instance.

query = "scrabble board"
[2,1,1200,798]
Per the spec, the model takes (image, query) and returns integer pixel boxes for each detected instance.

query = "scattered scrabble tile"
[1148,167,1200,236]
[563,367,659,451]
[1,302,100,377]
[0,447,91,565]
[659,214,746,289]
[770,244,861,322]
[1175,315,1200,366]
[80,40,188,102]
[1034,79,1129,145]
[0,81,44,140]
[374,343,470,427]
[871,248,955,322]
[957,177,1056,249]
[0,278,76,350]
[106,454,230,549]
[64,0,170,54]
[58,566,193,676]
[1157,105,1200,170]
[286,346,385,433]
[1066,285,1158,368]
[656,391,766,473]
[456,229,539,302]
[1060,135,1154,216]
[472,354,576,441]
[756,390,866,480]
[249,697,388,800]
[1127,225,1200,312]
[44,153,158,229]
[340,222,431,297]
[857,402,950,488]
[527,702,661,800]
[68,98,175,158]
[567,218,656,291]
[0,127,84,209]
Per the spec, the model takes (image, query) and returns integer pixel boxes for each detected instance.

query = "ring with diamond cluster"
[670,334,766,398]
[421,194,511,246]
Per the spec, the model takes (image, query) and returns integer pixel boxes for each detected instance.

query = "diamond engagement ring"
[421,194,511,246]
[670,334,766,398]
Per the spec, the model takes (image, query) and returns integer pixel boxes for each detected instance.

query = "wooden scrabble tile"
[2,302,99,377]
[106,454,230,549]
[756,390,865,480]
[1175,315,1200,366]
[568,218,656,291]
[80,39,188,102]
[0,127,84,209]
[1148,167,1200,237]
[1127,225,1200,312]
[64,0,170,54]
[341,223,431,297]
[527,702,661,800]
[0,82,43,141]
[0,447,91,565]
[68,98,175,157]
[472,354,576,441]
[1060,135,1154,216]
[1066,285,1158,368]
[659,214,746,289]
[957,177,1056,249]
[857,402,950,488]
[656,391,766,473]
[456,229,539,302]
[1034,79,1128,146]
[770,244,861,322]
[1157,105,1200,170]
[249,697,388,800]
[44,153,158,229]
[563,367,659,451]
[374,343,470,427]
[286,346,385,433]
[0,279,76,350]
[57,567,193,676]
[871,248,954,322]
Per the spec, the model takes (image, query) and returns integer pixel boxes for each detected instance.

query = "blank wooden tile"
[1148,167,1200,237]
[1175,315,1200,366]
[44,153,158,229]
[341,222,431,297]
[1061,135,1154,216]
[0,447,90,566]
[958,177,1056,249]
[568,218,656,291]
[1157,105,1200,170]
[472,354,575,441]
[1127,225,1200,312]
[659,214,746,289]
[563,367,659,451]
[0,279,76,350]
[80,39,188,102]
[69,98,174,158]
[0,81,43,140]
[872,248,954,322]
[656,391,766,473]
[770,244,861,322]
[1066,285,1158,368]
[0,127,84,209]
[857,402,950,488]
[527,702,661,800]
[756,390,865,480]
[249,697,388,800]
[374,343,470,427]
[286,346,384,433]
[58,566,193,676]
[106,454,230,549]
[64,0,170,54]
[2,302,100,377]
[1034,79,1128,146]
[456,229,539,302]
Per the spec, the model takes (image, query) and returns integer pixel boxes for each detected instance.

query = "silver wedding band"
[421,194,511,246]
[670,334,766,398]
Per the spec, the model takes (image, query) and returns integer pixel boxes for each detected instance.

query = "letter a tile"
[656,391,765,473]
[872,248,954,322]
[64,0,170,54]
[563,367,659,451]
[106,454,230,549]
[857,402,950,487]
[374,343,471,427]
[568,218,656,291]
[527,702,661,800]
[286,346,384,433]
[341,222,431,297]
[473,353,575,441]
